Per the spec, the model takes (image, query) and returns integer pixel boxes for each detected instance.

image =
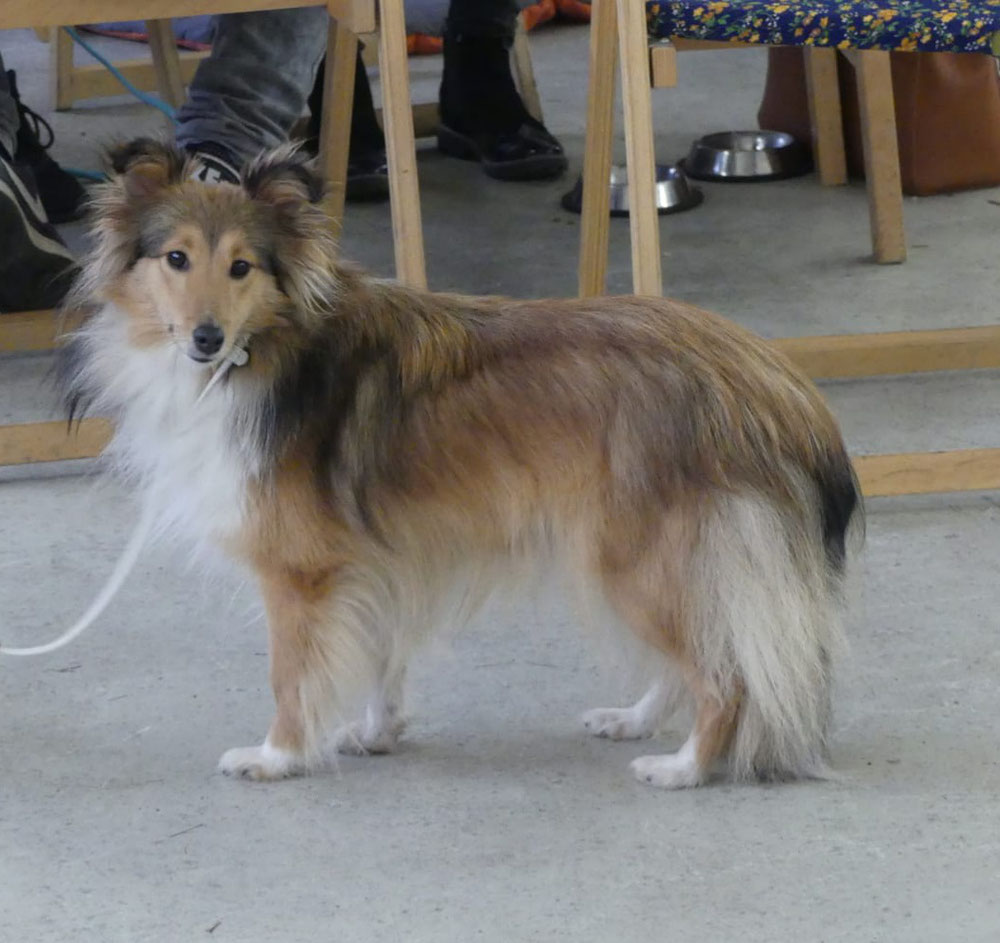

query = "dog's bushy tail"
[691,458,859,780]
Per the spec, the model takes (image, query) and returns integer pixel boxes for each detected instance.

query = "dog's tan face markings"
[115,211,285,361]
[81,139,340,364]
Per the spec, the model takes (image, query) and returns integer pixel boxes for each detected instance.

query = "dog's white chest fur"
[87,310,255,545]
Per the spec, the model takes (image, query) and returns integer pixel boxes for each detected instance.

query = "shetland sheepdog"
[58,139,860,788]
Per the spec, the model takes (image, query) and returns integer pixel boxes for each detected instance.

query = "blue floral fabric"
[646,1,1000,53]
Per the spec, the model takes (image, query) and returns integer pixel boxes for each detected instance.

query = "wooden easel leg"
[146,20,186,111]
[578,0,617,298]
[804,46,847,186]
[511,18,544,123]
[318,17,359,237]
[616,0,662,295]
[854,49,905,263]
[378,0,427,289]
[50,26,74,111]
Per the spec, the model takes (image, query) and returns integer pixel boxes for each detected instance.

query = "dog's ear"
[243,147,339,321]
[105,138,187,199]
[67,140,188,301]
[243,146,327,207]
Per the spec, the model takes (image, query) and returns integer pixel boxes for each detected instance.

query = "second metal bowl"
[561,163,703,217]
[682,130,812,182]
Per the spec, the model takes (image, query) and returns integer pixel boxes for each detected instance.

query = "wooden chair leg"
[146,20,186,111]
[804,46,847,186]
[50,26,74,111]
[378,0,427,289]
[578,0,617,297]
[616,0,662,296]
[853,49,905,263]
[511,18,544,124]
[318,17,359,236]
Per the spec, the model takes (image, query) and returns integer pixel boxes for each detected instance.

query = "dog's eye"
[229,259,252,280]
[166,250,189,271]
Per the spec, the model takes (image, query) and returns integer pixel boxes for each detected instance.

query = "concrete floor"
[2,22,1000,943]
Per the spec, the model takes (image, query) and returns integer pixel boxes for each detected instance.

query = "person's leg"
[308,48,389,202]
[0,54,76,313]
[438,0,567,180]
[445,0,520,40]
[175,8,328,178]
[0,61,18,158]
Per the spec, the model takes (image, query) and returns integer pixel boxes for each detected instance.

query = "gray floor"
[2,23,1000,943]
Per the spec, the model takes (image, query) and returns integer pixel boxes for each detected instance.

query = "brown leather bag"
[757,47,1000,196]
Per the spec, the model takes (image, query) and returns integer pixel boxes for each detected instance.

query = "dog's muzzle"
[190,321,225,362]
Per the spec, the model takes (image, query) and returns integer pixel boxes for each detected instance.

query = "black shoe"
[437,116,567,182]
[307,51,389,203]
[185,142,241,185]
[437,34,567,181]
[346,149,390,202]
[7,70,87,224]
[0,145,77,312]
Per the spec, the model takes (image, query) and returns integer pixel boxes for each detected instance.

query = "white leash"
[0,340,248,657]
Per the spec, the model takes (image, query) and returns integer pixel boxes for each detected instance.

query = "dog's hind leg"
[581,679,673,741]
[630,680,741,789]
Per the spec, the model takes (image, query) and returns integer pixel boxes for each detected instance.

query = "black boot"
[307,50,389,202]
[437,33,566,181]
[0,141,77,312]
[7,70,87,223]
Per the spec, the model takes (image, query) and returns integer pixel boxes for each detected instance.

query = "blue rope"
[63,27,178,122]
[60,27,182,180]
[64,167,106,181]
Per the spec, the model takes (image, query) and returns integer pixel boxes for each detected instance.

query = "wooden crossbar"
[855,449,1000,497]
[1,418,998,499]
[8,311,1000,379]
[0,419,111,466]
[6,315,1000,495]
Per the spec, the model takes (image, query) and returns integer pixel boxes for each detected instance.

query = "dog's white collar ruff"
[0,337,251,657]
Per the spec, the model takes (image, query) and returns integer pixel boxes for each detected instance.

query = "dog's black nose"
[192,322,224,356]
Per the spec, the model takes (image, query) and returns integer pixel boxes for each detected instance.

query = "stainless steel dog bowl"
[682,130,812,182]
[561,163,703,217]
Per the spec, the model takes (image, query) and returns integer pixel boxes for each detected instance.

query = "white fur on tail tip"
[631,734,703,789]
[219,738,305,781]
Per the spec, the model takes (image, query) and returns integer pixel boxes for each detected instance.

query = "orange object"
[521,0,557,31]
[406,33,442,55]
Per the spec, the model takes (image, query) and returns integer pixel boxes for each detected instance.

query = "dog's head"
[77,138,339,364]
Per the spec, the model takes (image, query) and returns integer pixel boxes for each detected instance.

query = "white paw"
[630,752,704,789]
[582,707,654,740]
[332,717,404,756]
[218,742,304,781]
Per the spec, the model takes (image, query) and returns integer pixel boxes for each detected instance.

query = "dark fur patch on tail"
[816,450,861,572]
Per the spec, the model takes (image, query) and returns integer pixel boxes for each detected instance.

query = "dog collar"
[196,337,249,403]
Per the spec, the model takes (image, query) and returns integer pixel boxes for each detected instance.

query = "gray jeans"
[175,8,328,165]
[175,1,520,166]
[0,54,17,158]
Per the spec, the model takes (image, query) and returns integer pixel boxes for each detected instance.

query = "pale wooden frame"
[0,1,426,469]
[573,1,993,497]
[43,21,208,112]
[9,310,1000,496]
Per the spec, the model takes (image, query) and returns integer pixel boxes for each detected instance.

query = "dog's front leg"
[220,566,344,781]
[332,664,407,755]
